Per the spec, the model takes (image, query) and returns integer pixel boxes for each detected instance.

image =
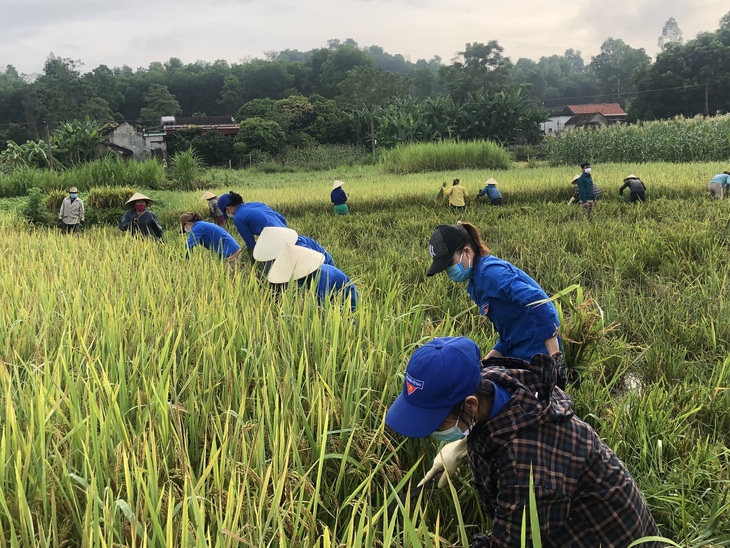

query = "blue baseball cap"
[217,193,232,218]
[386,337,482,438]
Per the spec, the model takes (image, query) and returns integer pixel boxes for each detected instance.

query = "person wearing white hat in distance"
[476,178,502,206]
[253,227,334,274]
[331,180,349,215]
[201,191,225,226]
[58,186,85,233]
[619,174,647,203]
[267,244,359,311]
[119,192,163,239]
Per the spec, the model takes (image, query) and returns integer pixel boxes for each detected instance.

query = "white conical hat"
[125,192,153,206]
[571,174,581,183]
[253,227,299,262]
[201,191,217,200]
[267,244,324,284]
[484,178,498,186]
[332,180,345,190]
[623,174,638,181]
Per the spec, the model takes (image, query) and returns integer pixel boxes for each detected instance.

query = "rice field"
[0,162,728,546]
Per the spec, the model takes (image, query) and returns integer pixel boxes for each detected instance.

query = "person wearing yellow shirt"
[442,178,468,212]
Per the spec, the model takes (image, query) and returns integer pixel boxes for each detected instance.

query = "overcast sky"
[1,0,727,75]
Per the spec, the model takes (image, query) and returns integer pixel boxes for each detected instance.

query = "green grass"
[0,161,728,546]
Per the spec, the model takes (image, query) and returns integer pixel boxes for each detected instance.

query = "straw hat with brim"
[68,187,78,193]
[201,191,217,201]
[125,192,153,206]
[332,180,345,190]
[623,174,638,181]
[253,227,299,262]
[179,212,197,225]
[484,178,498,186]
[571,175,581,183]
[267,244,324,284]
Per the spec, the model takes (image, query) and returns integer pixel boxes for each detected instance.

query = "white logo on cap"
[429,244,436,258]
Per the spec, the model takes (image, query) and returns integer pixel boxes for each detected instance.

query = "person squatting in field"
[217,191,287,251]
[331,180,350,215]
[180,212,241,266]
[708,171,730,199]
[58,186,85,234]
[266,244,359,312]
[442,178,469,212]
[253,226,334,276]
[619,174,647,203]
[476,178,502,205]
[386,337,662,547]
[119,192,163,239]
[201,191,225,226]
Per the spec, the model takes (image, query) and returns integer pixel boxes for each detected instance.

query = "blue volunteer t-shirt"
[300,263,359,311]
[467,255,560,362]
[187,221,241,259]
[233,202,287,249]
[296,235,334,265]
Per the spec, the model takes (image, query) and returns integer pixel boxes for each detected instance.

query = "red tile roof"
[567,103,626,116]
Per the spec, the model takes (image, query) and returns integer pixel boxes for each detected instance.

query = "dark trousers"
[450,205,465,212]
[490,198,503,206]
[60,222,80,234]
[630,192,646,203]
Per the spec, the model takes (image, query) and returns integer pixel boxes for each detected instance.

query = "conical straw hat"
[571,174,581,183]
[125,192,153,206]
[201,191,217,200]
[623,174,638,181]
[267,244,324,284]
[253,227,299,262]
[332,180,345,190]
[484,178,498,186]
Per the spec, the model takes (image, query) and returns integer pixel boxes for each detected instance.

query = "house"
[542,103,627,134]
[160,116,239,136]
[96,122,167,161]
[564,112,610,131]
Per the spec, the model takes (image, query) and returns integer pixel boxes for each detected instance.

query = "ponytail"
[457,222,490,256]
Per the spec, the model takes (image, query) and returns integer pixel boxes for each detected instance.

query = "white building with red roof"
[542,103,627,134]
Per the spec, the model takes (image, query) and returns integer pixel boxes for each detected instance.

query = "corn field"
[546,114,730,165]
[0,162,728,546]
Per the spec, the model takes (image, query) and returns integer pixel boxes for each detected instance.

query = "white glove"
[418,437,469,489]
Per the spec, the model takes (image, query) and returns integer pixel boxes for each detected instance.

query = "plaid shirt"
[468,354,660,547]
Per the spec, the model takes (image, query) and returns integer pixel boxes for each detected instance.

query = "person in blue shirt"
[426,222,567,387]
[476,178,502,205]
[267,244,359,311]
[217,191,287,251]
[708,171,730,199]
[253,226,334,270]
[180,212,241,265]
[331,180,349,215]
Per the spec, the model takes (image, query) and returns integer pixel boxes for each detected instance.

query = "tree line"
[0,13,728,159]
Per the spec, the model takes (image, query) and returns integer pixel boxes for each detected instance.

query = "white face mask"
[584,167,592,174]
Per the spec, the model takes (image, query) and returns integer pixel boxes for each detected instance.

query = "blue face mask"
[445,251,472,282]
[431,410,475,442]
[70,193,78,199]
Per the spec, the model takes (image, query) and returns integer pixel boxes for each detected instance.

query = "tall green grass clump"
[169,147,205,190]
[546,114,730,165]
[381,140,511,174]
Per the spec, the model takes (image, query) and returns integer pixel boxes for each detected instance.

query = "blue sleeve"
[234,216,256,250]
[119,211,133,231]
[497,274,560,342]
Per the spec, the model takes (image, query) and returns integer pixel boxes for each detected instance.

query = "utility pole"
[704,83,709,116]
